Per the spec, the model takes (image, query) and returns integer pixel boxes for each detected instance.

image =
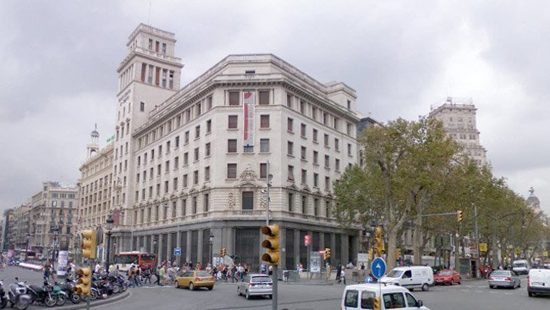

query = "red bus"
[113,251,157,271]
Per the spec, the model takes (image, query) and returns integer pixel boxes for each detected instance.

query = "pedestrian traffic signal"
[73,267,92,295]
[81,230,97,259]
[261,224,280,265]
[374,226,383,257]
[324,248,331,260]
[221,247,227,257]
[373,297,381,310]
[457,210,464,222]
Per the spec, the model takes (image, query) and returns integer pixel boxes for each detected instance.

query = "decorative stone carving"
[228,191,236,209]
[238,165,259,187]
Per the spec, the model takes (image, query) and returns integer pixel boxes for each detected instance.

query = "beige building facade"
[93,24,363,270]
[429,97,487,166]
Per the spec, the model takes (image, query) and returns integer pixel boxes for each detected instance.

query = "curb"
[57,290,131,310]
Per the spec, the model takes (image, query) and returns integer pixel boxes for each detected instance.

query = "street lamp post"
[105,214,114,270]
[25,233,30,262]
[209,233,214,265]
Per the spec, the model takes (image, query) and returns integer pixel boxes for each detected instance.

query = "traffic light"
[368,249,374,261]
[324,248,331,260]
[396,248,402,258]
[261,224,280,265]
[457,210,464,223]
[374,226,383,257]
[221,248,227,257]
[373,297,381,310]
[81,230,97,259]
[73,267,92,295]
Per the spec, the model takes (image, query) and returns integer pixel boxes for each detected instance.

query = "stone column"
[294,229,300,269]
[158,234,163,263]
[341,234,349,266]
[167,233,172,263]
[176,231,181,266]
[186,232,192,263]
[319,233,325,251]
[197,229,204,264]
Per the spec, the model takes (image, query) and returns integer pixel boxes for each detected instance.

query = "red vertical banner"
[243,91,255,147]
[304,235,311,246]
[113,210,120,227]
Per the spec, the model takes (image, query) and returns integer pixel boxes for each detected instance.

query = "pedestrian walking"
[128,266,136,288]
[159,265,166,285]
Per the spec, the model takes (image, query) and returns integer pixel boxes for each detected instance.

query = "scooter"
[7,278,31,310]
[25,280,57,307]
[59,278,81,304]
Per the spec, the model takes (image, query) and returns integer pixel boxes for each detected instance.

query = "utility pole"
[264,160,277,310]
[474,204,481,278]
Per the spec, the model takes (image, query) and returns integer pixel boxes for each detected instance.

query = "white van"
[341,283,430,310]
[527,268,550,297]
[380,266,434,291]
[512,260,530,275]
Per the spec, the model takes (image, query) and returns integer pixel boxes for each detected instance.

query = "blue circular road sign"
[371,257,387,279]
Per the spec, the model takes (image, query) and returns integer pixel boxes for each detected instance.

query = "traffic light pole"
[86,258,91,310]
[264,160,277,310]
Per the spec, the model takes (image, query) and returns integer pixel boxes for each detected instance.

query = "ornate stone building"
[97,24,362,270]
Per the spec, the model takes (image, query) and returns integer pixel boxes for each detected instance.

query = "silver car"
[488,270,521,289]
[237,274,273,300]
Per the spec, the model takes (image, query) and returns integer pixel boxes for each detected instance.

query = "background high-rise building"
[429,97,488,166]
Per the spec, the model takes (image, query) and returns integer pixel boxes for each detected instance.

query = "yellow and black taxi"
[175,270,215,290]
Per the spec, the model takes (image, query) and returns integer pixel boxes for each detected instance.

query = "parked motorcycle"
[47,282,67,306]
[60,278,81,304]
[25,280,57,307]
[108,274,127,293]
[0,280,9,309]
[7,278,31,310]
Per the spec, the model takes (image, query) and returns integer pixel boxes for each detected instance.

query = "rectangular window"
[141,63,146,82]
[183,152,189,165]
[301,169,307,184]
[324,134,329,147]
[335,158,340,171]
[192,196,197,214]
[260,115,270,128]
[148,65,153,84]
[164,180,169,193]
[288,193,294,212]
[301,123,307,137]
[334,138,339,151]
[260,163,267,178]
[228,115,238,129]
[259,90,270,105]
[287,94,292,108]
[347,100,351,109]
[155,67,160,86]
[325,177,331,191]
[288,165,294,181]
[195,125,200,139]
[162,43,167,54]
[166,141,171,153]
[173,177,178,190]
[227,164,237,179]
[169,71,174,89]
[334,118,339,130]
[325,200,331,217]
[229,91,240,105]
[155,41,160,52]
[301,146,306,160]
[260,139,270,153]
[137,156,141,166]
[313,151,319,164]
[165,160,170,173]
[175,136,180,148]
[311,106,317,120]
[314,173,319,187]
[206,120,212,133]
[287,118,294,132]
[140,101,145,112]
[244,145,253,153]
[151,149,155,159]
[182,199,187,216]
[204,194,209,212]
[194,148,199,161]
[314,199,319,216]
[348,143,352,156]
[183,174,188,187]
[205,166,210,181]
[205,143,211,157]
[325,155,330,168]
[302,196,307,214]
[185,131,189,143]
[287,141,294,156]
[313,129,318,143]
[193,170,199,185]
[162,69,167,88]
[157,164,161,176]
[347,123,352,135]
[228,139,237,153]
[242,191,254,210]
[158,145,162,156]
[323,113,328,125]
[197,103,202,116]
[300,100,305,114]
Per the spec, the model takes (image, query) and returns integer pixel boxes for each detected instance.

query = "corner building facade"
[111,24,361,270]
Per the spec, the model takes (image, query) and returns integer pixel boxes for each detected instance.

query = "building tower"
[87,124,100,159]
[112,24,183,248]
[428,97,487,166]
[526,187,541,210]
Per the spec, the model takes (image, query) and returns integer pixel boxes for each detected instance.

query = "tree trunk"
[387,228,398,271]
[413,215,422,265]
[492,235,499,269]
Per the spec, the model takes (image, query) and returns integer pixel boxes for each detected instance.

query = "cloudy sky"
[0,0,548,215]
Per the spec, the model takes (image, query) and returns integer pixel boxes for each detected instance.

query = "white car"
[342,283,430,310]
[237,274,272,299]
[512,260,529,275]
[380,266,434,291]
[528,268,550,297]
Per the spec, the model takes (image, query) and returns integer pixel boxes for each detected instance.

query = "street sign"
[304,235,311,246]
[371,257,386,279]
[480,243,487,252]
[173,247,182,256]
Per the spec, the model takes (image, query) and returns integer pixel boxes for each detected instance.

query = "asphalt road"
[2,267,549,310]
